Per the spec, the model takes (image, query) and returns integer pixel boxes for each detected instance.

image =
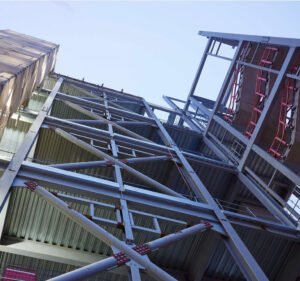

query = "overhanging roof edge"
[198,30,300,47]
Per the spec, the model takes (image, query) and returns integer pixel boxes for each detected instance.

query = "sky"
[1,1,300,108]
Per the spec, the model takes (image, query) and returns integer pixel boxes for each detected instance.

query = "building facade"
[0,30,299,281]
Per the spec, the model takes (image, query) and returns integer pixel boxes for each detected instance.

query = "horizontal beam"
[11,157,300,241]
[55,92,156,125]
[42,115,235,172]
[27,182,177,281]
[62,100,153,143]
[199,30,300,47]
[213,116,249,145]
[49,223,210,281]
[50,126,184,198]
[51,155,171,170]
[252,145,300,187]
[189,96,212,117]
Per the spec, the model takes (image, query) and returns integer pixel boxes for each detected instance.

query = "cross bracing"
[0,31,300,281]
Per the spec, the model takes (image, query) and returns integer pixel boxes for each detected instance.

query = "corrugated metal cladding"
[204,226,295,281]
[2,186,209,279]
[0,118,31,159]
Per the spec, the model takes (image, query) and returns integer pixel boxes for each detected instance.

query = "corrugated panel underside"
[32,128,232,199]
[3,187,209,273]
[3,185,297,280]
[247,151,294,190]
[48,99,205,155]
[204,226,295,281]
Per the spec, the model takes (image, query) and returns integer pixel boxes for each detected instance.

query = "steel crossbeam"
[142,99,269,281]
[48,126,184,198]
[23,182,177,281]
[166,88,296,227]
[48,222,211,281]
[11,162,300,241]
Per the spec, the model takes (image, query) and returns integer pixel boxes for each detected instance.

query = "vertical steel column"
[204,41,243,136]
[142,99,268,281]
[103,93,140,280]
[178,37,213,126]
[238,47,296,170]
[0,78,63,210]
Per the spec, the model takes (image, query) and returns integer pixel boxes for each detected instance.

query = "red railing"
[244,46,278,138]
[224,42,251,123]
[268,52,300,159]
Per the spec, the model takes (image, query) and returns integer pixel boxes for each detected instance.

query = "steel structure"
[0,31,300,281]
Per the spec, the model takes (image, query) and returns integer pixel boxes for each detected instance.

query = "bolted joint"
[114,205,122,211]
[203,221,213,230]
[84,214,93,221]
[186,222,195,228]
[116,222,125,232]
[49,126,57,132]
[106,160,114,167]
[51,191,58,197]
[24,181,38,192]
[132,244,152,256]
[113,252,130,266]
[121,159,129,165]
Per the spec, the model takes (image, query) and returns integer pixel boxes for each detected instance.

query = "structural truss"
[0,31,300,281]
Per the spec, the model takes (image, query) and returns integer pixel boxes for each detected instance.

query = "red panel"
[3,266,37,281]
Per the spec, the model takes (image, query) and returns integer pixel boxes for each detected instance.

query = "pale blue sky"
[1,1,300,107]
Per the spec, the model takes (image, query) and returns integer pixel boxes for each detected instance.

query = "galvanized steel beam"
[50,155,170,170]
[142,99,269,281]
[48,223,211,281]
[24,182,177,281]
[179,37,213,126]
[12,163,300,240]
[204,40,243,136]
[0,78,63,211]
[49,126,184,198]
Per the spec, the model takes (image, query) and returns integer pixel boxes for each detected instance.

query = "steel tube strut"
[142,99,269,281]
[50,155,170,170]
[49,126,185,198]
[179,37,213,126]
[24,182,177,281]
[0,78,63,211]
[48,222,211,281]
